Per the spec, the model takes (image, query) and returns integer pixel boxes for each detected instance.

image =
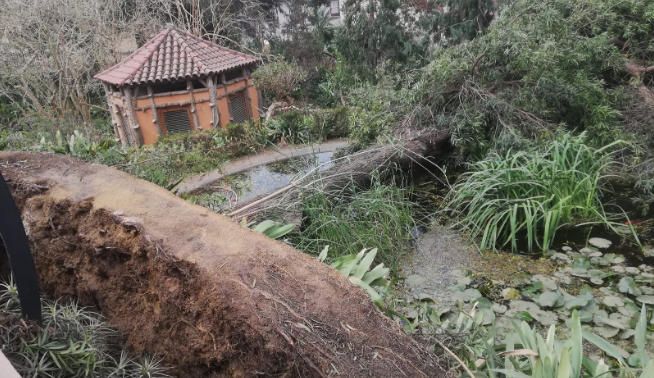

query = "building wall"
[125,76,260,145]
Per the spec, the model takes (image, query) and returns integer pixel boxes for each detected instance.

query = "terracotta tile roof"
[95,28,259,86]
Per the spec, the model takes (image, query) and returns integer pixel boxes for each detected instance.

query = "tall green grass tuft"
[0,279,169,377]
[447,132,627,253]
[295,180,415,273]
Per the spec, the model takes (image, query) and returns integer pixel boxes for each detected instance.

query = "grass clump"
[0,279,169,377]
[447,132,627,253]
[295,180,415,273]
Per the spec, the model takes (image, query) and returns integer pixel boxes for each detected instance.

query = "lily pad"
[492,303,507,314]
[625,267,640,275]
[536,290,563,308]
[588,237,612,249]
[635,295,654,305]
[453,288,482,303]
[618,277,641,296]
[533,275,558,291]
[602,296,624,308]
[594,325,620,338]
[565,292,594,310]
[595,313,630,330]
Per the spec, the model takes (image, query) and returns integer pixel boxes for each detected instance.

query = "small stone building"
[95,27,261,146]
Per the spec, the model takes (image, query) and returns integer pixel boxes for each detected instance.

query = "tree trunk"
[0,152,445,377]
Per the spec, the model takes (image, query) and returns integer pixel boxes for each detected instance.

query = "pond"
[187,151,337,212]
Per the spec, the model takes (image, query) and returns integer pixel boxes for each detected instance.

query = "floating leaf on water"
[536,290,563,308]
[617,301,640,318]
[572,257,591,270]
[612,265,626,274]
[635,295,654,305]
[492,303,507,314]
[639,264,653,272]
[602,296,624,308]
[620,329,635,340]
[593,309,609,324]
[595,313,630,330]
[551,252,572,263]
[588,237,612,249]
[625,267,641,275]
[533,309,559,326]
[612,255,626,264]
[452,288,482,303]
[618,277,642,296]
[594,325,620,339]
[565,292,594,310]
[533,274,558,291]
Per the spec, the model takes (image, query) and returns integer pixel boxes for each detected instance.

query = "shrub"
[265,111,316,145]
[446,133,628,253]
[0,279,169,377]
[252,59,308,103]
[295,180,415,273]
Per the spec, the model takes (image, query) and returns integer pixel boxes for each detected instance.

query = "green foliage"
[417,0,496,46]
[265,108,349,145]
[415,0,654,160]
[318,246,390,304]
[0,279,169,377]
[295,180,415,272]
[486,308,654,377]
[447,133,627,253]
[251,219,295,240]
[335,0,425,79]
[252,59,308,102]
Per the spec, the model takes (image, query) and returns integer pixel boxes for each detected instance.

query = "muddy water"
[205,151,336,207]
[401,225,478,306]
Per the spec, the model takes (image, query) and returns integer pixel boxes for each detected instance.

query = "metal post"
[0,171,41,322]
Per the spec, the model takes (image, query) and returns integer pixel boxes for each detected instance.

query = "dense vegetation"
[1,0,654,376]
[0,280,168,377]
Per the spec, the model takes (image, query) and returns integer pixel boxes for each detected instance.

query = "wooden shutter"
[162,108,192,135]
[229,91,250,124]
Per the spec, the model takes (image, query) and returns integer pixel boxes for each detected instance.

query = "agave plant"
[488,308,654,378]
[251,220,295,240]
[318,246,390,304]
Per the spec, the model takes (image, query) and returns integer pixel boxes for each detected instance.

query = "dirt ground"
[0,152,445,377]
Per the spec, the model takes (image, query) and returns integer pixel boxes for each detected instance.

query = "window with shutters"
[229,91,250,124]
[162,108,192,135]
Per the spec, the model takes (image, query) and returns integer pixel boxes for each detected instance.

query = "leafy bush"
[0,279,169,377]
[252,59,308,103]
[414,0,654,161]
[265,111,316,144]
[447,133,627,253]
[295,181,415,272]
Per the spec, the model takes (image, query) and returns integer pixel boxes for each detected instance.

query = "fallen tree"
[229,130,452,218]
[0,152,445,377]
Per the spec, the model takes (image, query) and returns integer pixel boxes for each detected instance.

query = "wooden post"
[243,68,253,119]
[121,87,142,146]
[103,84,128,147]
[186,81,201,129]
[147,86,161,137]
[207,75,219,128]
[220,73,229,123]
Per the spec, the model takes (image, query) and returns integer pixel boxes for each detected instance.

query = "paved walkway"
[173,139,349,194]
